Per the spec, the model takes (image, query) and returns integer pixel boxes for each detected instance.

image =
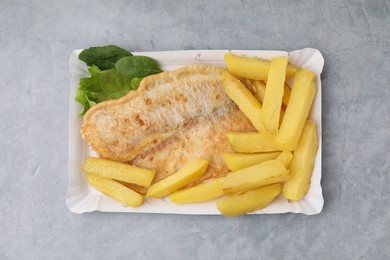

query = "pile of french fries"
[82,52,319,216]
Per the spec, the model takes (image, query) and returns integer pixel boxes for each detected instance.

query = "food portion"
[221,71,267,133]
[226,132,281,153]
[217,184,282,217]
[82,157,155,187]
[224,52,297,81]
[250,80,291,109]
[275,151,294,168]
[146,159,208,198]
[250,80,266,103]
[261,57,288,134]
[222,160,288,194]
[170,177,224,204]
[77,47,320,216]
[86,174,144,207]
[275,69,317,151]
[282,84,291,109]
[79,45,132,70]
[223,151,281,171]
[283,120,318,200]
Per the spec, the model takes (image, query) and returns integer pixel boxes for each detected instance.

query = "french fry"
[226,132,281,153]
[170,178,224,203]
[261,57,288,134]
[283,120,318,200]
[282,83,291,108]
[224,52,297,81]
[253,82,286,127]
[217,184,282,216]
[275,69,317,151]
[87,174,144,207]
[146,159,208,198]
[223,151,281,171]
[82,157,156,187]
[279,109,285,126]
[222,71,267,133]
[223,71,254,91]
[222,160,288,194]
[252,80,291,109]
[222,70,238,80]
[250,80,266,103]
[237,77,256,93]
[275,151,293,168]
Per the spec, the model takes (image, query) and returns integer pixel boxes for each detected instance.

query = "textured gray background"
[0,0,389,259]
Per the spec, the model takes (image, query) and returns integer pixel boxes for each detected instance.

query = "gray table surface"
[1,0,389,259]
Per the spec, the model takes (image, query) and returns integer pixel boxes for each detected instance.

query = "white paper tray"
[67,48,324,215]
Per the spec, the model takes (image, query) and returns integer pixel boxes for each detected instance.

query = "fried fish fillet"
[81,65,255,194]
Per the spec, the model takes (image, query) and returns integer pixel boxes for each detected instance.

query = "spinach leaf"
[79,45,132,70]
[93,60,116,70]
[116,56,162,78]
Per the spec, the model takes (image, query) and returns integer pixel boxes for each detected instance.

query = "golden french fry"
[238,77,256,92]
[223,160,288,194]
[275,151,293,168]
[224,52,297,81]
[252,80,291,109]
[87,174,144,207]
[223,151,281,171]
[261,57,288,134]
[251,80,266,103]
[282,83,291,108]
[222,70,238,80]
[275,69,317,151]
[253,82,286,127]
[226,132,281,153]
[279,109,285,126]
[222,72,267,133]
[217,184,282,216]
[82,157,156,187]
[170,178,224,203]
[146,159,208,198]
[283,120,318,200]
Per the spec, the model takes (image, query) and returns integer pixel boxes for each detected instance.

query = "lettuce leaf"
[75,65,101,115]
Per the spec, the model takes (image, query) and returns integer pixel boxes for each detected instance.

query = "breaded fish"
[81,65,255,194]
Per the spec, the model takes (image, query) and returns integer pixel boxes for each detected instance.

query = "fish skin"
[81,65,255,193]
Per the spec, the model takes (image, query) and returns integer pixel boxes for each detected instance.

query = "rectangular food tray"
[67,48,324,215]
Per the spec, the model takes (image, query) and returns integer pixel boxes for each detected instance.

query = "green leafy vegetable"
[93,60,117,70]
[79,45,132,70]
[75,45,162,115]
[97,69,133,101]
[116,56,162,78]
[99,69,124,93]
[131,78,143,88]
[75,65,101,115]
[74,65,141,115]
